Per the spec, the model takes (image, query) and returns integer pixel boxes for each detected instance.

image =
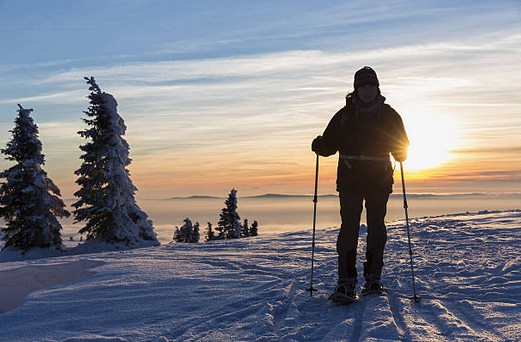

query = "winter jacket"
[315,99,409,193]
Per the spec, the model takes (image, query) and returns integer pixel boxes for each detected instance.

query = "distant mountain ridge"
[245,193,333,199]
[151,192,521,201]
[165,193,337,200]
[168,195,221,200]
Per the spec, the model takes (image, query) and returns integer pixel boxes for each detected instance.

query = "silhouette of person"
[312,66,409,300]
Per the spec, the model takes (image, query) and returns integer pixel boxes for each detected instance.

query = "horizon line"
[60,191,521,202]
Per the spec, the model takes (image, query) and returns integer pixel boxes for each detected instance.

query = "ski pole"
[399,162,420,302]
[307,152,319,296]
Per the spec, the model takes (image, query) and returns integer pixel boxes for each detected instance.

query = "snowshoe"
[328,279,360,304]
[361,278,384,296]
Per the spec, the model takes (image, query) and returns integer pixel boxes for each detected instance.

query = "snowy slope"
[0,210,519,341]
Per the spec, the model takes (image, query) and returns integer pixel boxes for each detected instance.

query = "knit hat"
[354,66,379,88]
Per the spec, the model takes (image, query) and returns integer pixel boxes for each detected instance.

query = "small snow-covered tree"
[249,220,259,237]
[0,105,70,251]
[173,218,199,243]
[72,77,158,245]
[192,222,200,243]
[213,221,224,240]
[173,226,181,242]
[241,218,250,238]
[179,218,193,242]
[217,188,242,239]
[173,218,190,242]
[206,222,216,241]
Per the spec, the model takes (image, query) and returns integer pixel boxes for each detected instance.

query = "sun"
[398,108,457,172]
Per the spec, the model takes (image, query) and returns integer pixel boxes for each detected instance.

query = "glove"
[392,150,407,162]
[311,135,323,153]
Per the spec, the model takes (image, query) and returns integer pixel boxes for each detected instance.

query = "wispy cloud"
[3,34,520,138]
[1,2,520,196]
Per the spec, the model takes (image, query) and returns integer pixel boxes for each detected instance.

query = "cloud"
[0,90,86,105]
[1,25,521,196]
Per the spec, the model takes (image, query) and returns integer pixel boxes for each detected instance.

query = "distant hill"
[244,193,310,199]
[158,192,519,201]
[167,195,222,200]
[245,193,337,199]
[164,193,338,200]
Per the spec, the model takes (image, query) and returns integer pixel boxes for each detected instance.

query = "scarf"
[353,94,385,118]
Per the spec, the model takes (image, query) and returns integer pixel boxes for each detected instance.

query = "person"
[311,66,409,301]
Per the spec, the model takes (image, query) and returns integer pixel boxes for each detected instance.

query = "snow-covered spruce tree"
[0,105,70,251]
[72,77,158,245]
[206,222,216,241]
[241,218,250,238]
[173,226,180,241]
[213,221,224,240]
[249,220,259,237]
[173,218,200,243]
[192,222,200,243]
[173,218,192,243]
[217,188,242,239]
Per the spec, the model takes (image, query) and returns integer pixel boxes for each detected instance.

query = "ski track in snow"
[0,210,519,341]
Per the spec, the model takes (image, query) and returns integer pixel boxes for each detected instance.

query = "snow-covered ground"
[0,210,519,341]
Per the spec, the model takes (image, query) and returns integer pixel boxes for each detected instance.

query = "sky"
[0,0,520,199]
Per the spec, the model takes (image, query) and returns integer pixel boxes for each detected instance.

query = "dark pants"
[337,191,389,282]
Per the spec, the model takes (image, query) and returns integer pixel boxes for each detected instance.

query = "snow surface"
[0,210,519,341]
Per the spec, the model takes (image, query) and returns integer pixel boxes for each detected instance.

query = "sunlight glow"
[399,107,458,172]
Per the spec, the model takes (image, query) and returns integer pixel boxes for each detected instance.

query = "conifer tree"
[0,105,70,251]
[206,222,215,241]
[173,226,181,242]
[192,222,200,243]
[249,220,259,237]
[72,77,158,245]
[213,221,224,240]
[217,188,242,239]
[173,218,199,243]
[173,218,190,242]
[241,218,250,238]
[179,218,193,242]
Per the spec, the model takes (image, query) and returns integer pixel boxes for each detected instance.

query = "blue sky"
[1,0,520,198]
